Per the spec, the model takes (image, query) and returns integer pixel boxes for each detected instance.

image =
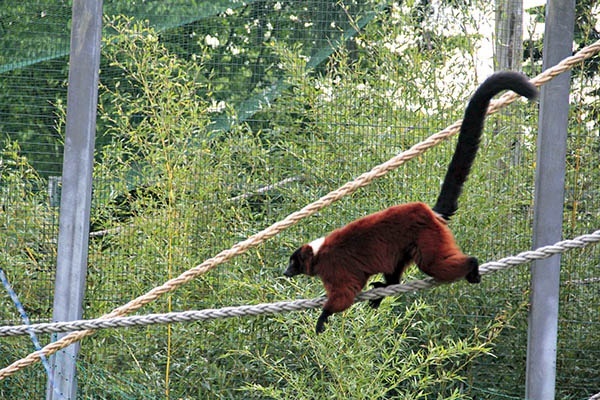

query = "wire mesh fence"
[1,1,599,399]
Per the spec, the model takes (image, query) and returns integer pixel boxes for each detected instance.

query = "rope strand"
[1,229,598,338]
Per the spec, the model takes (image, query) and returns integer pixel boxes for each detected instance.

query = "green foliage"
[73,10,542,399]
[1,2,599,399]
[71,12,527,399]
[236,300,518,400]
[0,140,57,397]
[0,140,56,320]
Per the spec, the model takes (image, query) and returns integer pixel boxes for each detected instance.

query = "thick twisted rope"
[1,39,599,381]
[1,230,599,337]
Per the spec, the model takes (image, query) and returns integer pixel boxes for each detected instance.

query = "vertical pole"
[525,1,575,399]
[494,0,524,71]
[47,1,103,399]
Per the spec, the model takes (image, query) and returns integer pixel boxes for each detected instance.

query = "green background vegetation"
[1,1,599,398]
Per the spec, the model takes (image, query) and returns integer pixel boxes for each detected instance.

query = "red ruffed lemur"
[284,72,538,334]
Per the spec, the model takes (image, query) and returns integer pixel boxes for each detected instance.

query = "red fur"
[285,202,478,333]
[314,202,473,311]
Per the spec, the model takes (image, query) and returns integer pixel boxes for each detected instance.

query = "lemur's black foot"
[368,281,387,309]
[316,309,332,334]
[465,257,481,284]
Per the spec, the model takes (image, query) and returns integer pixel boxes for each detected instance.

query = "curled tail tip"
[483,71,538,101]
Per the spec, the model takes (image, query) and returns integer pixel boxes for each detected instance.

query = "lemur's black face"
[283,247,305,277]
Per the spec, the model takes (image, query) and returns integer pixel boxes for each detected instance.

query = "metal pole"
[47,1,103,399]
[526,1,575,399]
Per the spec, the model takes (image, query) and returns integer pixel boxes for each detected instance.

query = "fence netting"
[1,1,598,398]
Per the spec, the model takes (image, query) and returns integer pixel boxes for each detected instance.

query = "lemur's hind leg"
[419,253,480,284]
[369,263,408,309]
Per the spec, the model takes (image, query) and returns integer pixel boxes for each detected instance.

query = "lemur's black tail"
[432,72,538,220]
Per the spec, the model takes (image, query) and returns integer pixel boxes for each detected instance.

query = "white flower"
[315,81,334,102]
[265,22,273,40]
[383,33,414,55]
[586,120,596,132]
[319,86,333,102]
[354,37,367,48]
[207,100,227,113]
[205,34,220,48]
[274,2,282,11]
